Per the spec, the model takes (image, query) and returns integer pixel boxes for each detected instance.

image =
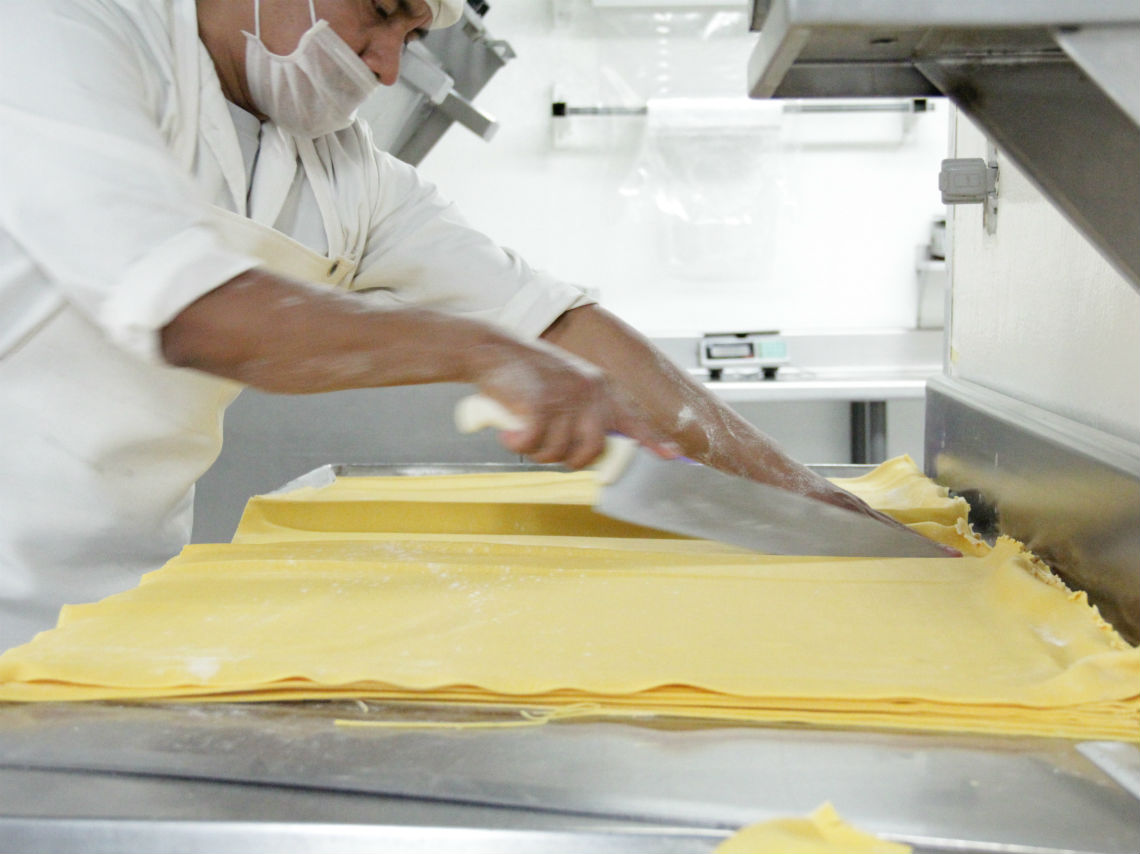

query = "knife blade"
[455,395,948,558]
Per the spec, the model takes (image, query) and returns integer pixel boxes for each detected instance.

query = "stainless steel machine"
[748,0,1140,290]
[358,2,514,165]
[746,0,1140,644]
[2,3,1138,851]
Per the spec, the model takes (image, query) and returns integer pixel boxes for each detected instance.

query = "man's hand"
[469,338,680,470]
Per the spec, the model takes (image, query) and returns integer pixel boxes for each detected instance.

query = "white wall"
[948,111,1140,443]
[416,1,950,336]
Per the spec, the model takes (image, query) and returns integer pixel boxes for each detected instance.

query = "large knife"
[455,395,949,558]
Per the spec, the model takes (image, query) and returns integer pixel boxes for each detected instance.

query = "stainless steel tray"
[269,462,882,494]
[330,463,879,477]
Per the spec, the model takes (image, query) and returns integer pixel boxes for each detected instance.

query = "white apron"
[0,210,357,650]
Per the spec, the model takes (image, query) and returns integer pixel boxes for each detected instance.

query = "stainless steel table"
[1,700,1138,853]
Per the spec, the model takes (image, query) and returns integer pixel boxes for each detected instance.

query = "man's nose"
[361,30,407,86]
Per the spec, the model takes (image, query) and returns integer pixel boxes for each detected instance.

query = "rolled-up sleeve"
[351,148,593,340]
[0,0,259,362]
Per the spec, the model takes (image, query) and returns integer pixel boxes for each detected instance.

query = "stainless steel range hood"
[746,0,1140,292]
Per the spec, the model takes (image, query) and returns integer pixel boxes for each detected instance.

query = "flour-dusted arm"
[161,270,677,470]
[541,304,941,536]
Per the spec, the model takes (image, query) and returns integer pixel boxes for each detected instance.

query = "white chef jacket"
[0,0,590,650]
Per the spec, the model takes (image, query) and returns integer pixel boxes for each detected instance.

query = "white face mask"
[243,0,379,138]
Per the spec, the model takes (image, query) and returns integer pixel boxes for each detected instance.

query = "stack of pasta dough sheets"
[1,457,1137,741]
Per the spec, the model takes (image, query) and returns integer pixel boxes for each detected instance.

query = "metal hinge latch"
[939,154,999,235]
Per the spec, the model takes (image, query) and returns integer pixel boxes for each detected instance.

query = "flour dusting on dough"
[186,657,220,681]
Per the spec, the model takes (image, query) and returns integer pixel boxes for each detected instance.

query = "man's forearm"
[541,304,793,481]
[159,269,677,469]
[161,269,512,394]
[538,303,945,538]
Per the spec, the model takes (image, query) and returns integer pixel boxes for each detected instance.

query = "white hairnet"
[424,0,464,29]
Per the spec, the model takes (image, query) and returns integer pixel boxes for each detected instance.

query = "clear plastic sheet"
[621,97,788,280]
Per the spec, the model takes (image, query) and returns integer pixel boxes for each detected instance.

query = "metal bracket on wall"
[939,148,999,235]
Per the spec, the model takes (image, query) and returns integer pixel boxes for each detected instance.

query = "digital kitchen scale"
[699,331,789,380]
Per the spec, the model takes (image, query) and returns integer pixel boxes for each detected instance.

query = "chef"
[0,0,904,650]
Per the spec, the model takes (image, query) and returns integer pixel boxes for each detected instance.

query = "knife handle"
[454,394,638,485]
[454,394,526,433]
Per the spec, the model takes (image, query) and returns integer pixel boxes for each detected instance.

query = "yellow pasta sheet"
[714,803,911,854]
[1,457,1136,742]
